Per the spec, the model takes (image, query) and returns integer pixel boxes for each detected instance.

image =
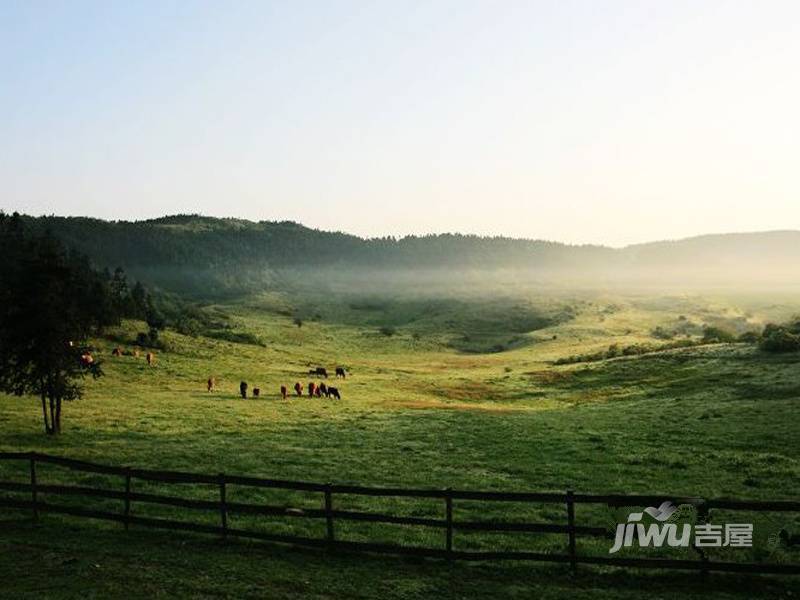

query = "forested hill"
[16,214,800,296]
[19,214,609,269]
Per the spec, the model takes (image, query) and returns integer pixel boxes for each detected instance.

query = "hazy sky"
[2,1,799,246]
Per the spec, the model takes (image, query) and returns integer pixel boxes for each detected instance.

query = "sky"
[1,1,799,247]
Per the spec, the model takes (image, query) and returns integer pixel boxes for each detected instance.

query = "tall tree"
[0,213,111,434]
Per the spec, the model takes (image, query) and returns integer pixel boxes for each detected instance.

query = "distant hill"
[15,214,800,296]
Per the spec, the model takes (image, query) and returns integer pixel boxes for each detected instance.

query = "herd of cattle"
[81,347,156,366]
[210,366,347,401]
[100,346,346,402]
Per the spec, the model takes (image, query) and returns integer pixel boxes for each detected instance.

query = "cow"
[327,386,341,400]
[312,367,328,378]
[207,377,214,392]
[294,382,303,396]
[112,347,122,357]
[335,367,346,378]
[281,385,288,400]
[319,382,327,397]
[133,349,140,358]
[253,388,260,398]
[307,382,316,397]
[146,352,155,366]
[240,381,248,399]
[80,353,94,366]
[314,384,322,397]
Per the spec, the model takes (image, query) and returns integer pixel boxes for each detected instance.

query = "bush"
[760,326,800,353]
[135,328,165,349]
[737,331,760,344]
[651,326,674,340]
[379,326,396,337]
[702,326,736,343]
[206,330,264,346]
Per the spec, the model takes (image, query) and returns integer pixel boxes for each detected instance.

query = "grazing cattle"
[253,388,260,398]
[335,367,346,378]
[146,352,155,366]
[294,382,303,396]
[281,385,288,400]
[313,367,328,378]
[240,381,248,399]
[307,382,316,397]
[112,347,122,357]
[314,384,322,397]
[319,382,327,397]
[80,353,94,366]
[327,386,341,400]
[207,377,214,392]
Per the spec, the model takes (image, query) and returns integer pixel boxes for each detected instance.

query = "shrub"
[737,331,760,344]
[760,326,800,353]
[702,326,736,343]
[379,326,396,337]
[651,326,674,340]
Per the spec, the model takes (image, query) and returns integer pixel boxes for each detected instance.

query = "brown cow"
[294,382,303,396]
[80,353,94,366]
[253,388,260,398]
[314,384,322,397]
[281,385,288,399]
[112,347,122,357]
[307,382,315,397]
[146,352,155,366]
[207,377,214,392]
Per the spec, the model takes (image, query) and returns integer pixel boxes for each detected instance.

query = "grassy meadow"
[1,290,800,598]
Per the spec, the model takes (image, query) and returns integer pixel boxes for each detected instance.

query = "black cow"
[327,386,341,400]
[252,388,260,398]
[240,381,248,399]
[335,367,346,378]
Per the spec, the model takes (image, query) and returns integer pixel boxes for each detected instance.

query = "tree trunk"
[40,393,52,435]
[48,397,58,435]
[55,397,62,434]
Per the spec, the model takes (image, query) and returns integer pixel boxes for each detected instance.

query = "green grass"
[1,291,799,598]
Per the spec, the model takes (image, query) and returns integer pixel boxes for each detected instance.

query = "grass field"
[2,290,800,598]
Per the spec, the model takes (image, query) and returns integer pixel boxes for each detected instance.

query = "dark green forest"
[15,213,800,297]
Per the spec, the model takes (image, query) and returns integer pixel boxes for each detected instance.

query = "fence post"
[124,467,132,531]
[29,454,38,523]
[445,487,453,558]
[697,499,709,579]
[219,473,228,540]
[566,490,576,575]
[324,483,335,547]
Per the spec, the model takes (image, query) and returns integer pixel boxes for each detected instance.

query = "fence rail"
[1,451,799,576]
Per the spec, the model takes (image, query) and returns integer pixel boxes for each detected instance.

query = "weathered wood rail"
[1,452,799,576]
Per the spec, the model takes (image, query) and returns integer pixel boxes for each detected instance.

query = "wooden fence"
[1,452,799,576]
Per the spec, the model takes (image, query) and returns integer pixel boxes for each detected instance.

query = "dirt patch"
[524,370,572,385]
